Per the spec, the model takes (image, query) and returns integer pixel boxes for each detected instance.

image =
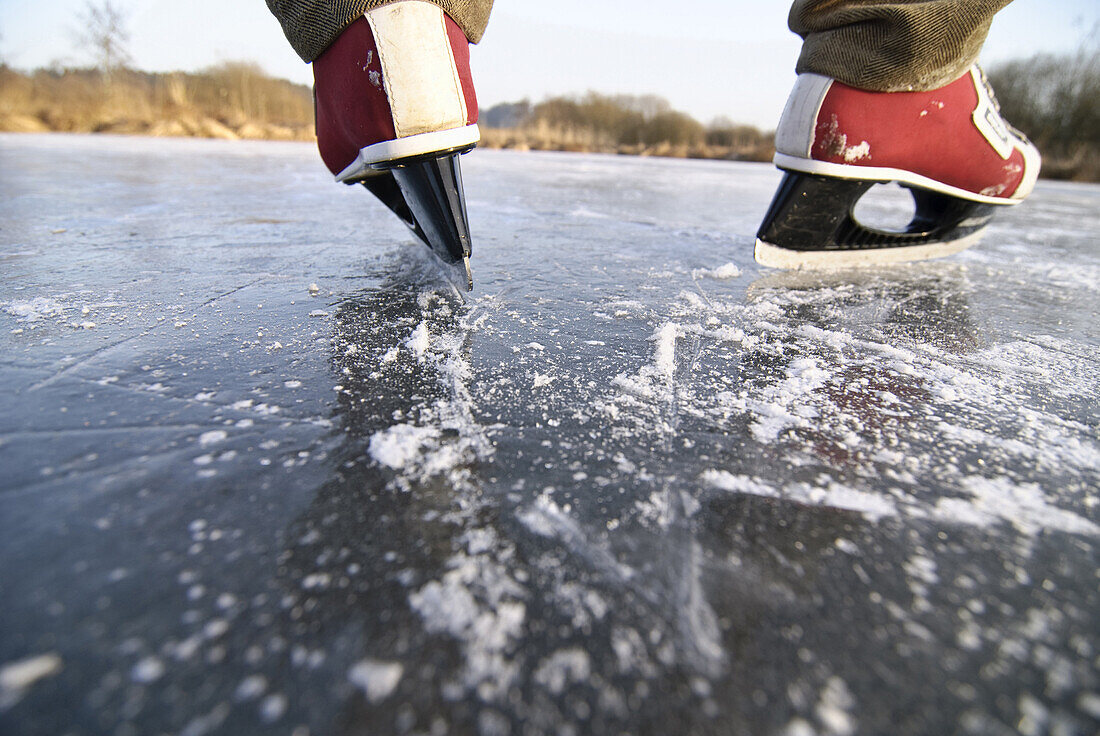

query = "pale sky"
[0,0,1096,129]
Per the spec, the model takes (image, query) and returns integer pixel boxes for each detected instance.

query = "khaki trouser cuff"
[266,0,494,63]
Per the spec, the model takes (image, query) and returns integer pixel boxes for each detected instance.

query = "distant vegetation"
[0,63,315,141]
[479,93,775,162]
[987,46,1100,182]
[0,1,313,140]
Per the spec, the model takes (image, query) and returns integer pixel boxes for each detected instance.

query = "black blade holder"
[756,170,996,255]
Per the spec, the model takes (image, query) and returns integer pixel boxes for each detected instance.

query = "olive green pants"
[266,0,495,62]
[791,0,1013,91]
[268,0,1010,91]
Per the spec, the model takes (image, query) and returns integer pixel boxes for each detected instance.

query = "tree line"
[0,0,315,141]
[479,93,775,162]
[987,45,1100,182]
[0,63,315,140]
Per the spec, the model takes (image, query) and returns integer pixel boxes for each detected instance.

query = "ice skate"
[313,0,479,288]
[756,66,1040,269]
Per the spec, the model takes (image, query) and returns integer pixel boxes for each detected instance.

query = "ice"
[198,430,228,447]
[258,693,286,723]
[404,321,431,357]
[130,656,166,683]
[933,475,1099,537]
[2,134,1098,735]
[233,674,267,701]
[368,423,441,470]
[815,677,857,736]
[0,653,62,708]
[693,262,743,280]
[347,659,404,703]
[533,649,591,695]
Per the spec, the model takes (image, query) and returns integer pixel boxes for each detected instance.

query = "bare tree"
[74,1,132,81]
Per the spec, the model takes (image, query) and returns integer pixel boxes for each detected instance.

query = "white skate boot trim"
[773,153,1024,206]
[970,68,1014,160]
[366,1,469,139]
[774,73,833,158]
[1013,135,1041,200]
[754,229,984,270]
[335,124,480,182]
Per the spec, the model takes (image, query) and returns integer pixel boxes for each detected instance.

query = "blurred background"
[0,0,1096,179]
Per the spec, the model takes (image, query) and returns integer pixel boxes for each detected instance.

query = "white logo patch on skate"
[971,72,1013,160]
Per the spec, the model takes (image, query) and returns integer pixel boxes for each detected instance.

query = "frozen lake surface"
[1,134,1098,735]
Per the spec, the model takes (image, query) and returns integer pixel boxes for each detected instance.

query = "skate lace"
[974,64,1032,145]
[974,65,1002,113]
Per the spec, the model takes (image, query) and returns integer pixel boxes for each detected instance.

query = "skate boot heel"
[755,171,996,269]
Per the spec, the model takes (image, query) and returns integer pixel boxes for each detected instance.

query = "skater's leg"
[789,0,1012,92]
[267,0,493,62]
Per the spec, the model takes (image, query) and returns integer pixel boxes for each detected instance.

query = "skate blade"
[755,171,997,270]
[384,147,473,265]
[354,146,476,290]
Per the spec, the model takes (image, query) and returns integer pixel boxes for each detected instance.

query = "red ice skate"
[313,0,480,286]
[756,66,1041,268]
